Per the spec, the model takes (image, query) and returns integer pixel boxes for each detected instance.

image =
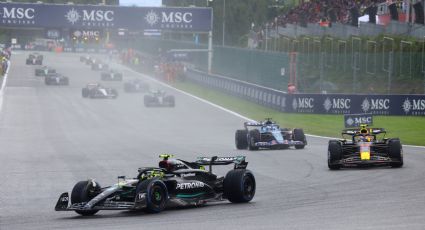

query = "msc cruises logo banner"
[0,3,212,31]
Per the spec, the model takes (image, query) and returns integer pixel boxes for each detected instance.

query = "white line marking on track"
[0,61,11,112]
[120,62,425,149]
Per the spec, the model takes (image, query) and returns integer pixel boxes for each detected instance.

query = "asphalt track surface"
[0,51,424,230]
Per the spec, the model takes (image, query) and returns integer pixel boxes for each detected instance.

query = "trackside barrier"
[186,68,425,116]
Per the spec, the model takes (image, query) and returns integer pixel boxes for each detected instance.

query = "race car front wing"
[55,191,148,211]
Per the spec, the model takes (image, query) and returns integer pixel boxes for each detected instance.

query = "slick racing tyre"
[136,178,168,213]
[111,89,118,99]
[144,95,153,107]
[165,95,175,107]
[71,180,101,216]
[82,88,89,98]
[328,140,343,170]
[248,129,260,150]
[293,128,307,149]
[388,138,403,168]
[235,129,248,149]
[224,169,256,203]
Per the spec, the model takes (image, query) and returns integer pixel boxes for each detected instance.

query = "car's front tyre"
[71,180,101,216]
[136,178,168,213]
[328,140,342,170]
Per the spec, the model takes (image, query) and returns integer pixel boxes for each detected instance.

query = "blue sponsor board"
[186,69,425,116]
[344,114,373,128]
[0,3,212,31]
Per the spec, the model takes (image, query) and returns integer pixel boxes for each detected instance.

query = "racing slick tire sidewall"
[165,95,175,107]
[136,178,168,213]
[71,180,102,216]
[248,129,260,151]
[144,95,152,107]
[111,89,118,99]
[235,129,248,149]
[224,169,256,203]
[328,140,342,170]
[293,128,307,149]
[82,88,89,98]
[388,138,403,168]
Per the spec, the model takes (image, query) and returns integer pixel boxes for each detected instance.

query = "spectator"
[287,83,296,94]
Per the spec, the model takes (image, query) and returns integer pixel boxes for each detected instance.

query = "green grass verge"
[172,81,425,146]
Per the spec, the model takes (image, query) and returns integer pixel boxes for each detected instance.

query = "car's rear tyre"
[235,129,248,149]
[224,169,256,203]
[328,140,342,170]
[136,178,168,213]
[144,95,152,107]
[293,128,307,149]
[248,129,260,150]
[82,88,89,98]
[165,95,175,107]
[388,138,403,168]
[71,180,101,216]
[111,89,118,99]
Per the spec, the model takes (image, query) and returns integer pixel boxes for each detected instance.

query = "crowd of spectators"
[119,48,186,83]
[276,0,392,27]
[0,47,11,76]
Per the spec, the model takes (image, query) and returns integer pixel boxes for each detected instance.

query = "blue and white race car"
[235,118,307,150]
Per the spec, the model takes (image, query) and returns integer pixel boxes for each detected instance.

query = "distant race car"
[144,90,175,107]
[101,70,123,81]
[327,124,403,169]
[82,83,118,99]
[26,53,43,65]
[123,79,149,93]
[80,55,90,62]
[44,73,69,85]
[235,118,307,150]
[91,62,109,71]
[35,66,56,76]
[55,154,255,216]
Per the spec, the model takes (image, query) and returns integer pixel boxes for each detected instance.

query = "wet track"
[0,51,424,230]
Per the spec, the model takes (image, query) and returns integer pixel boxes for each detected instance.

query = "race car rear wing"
[342,127,386,136]
[195,156,248,172]
[244,122,262,128]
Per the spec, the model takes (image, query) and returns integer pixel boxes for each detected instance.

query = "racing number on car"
[60,196,69,202]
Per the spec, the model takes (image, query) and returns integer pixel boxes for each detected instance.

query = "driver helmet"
[159,159,181,171]
[359,126,371,141]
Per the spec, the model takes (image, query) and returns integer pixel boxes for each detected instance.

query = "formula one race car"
[55,154,255,216]
[35,66,56,76]
[144,90,175,107]
[327,124,403,169]
[91,61,109,71]
[45,73,69,85]
[84,57,96,65]
[123,79,149,93]
[101,70,123,81]
[26,53,43,65]
[235,118,307,150]
[80,55,90,62]
[82,83,118,99]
